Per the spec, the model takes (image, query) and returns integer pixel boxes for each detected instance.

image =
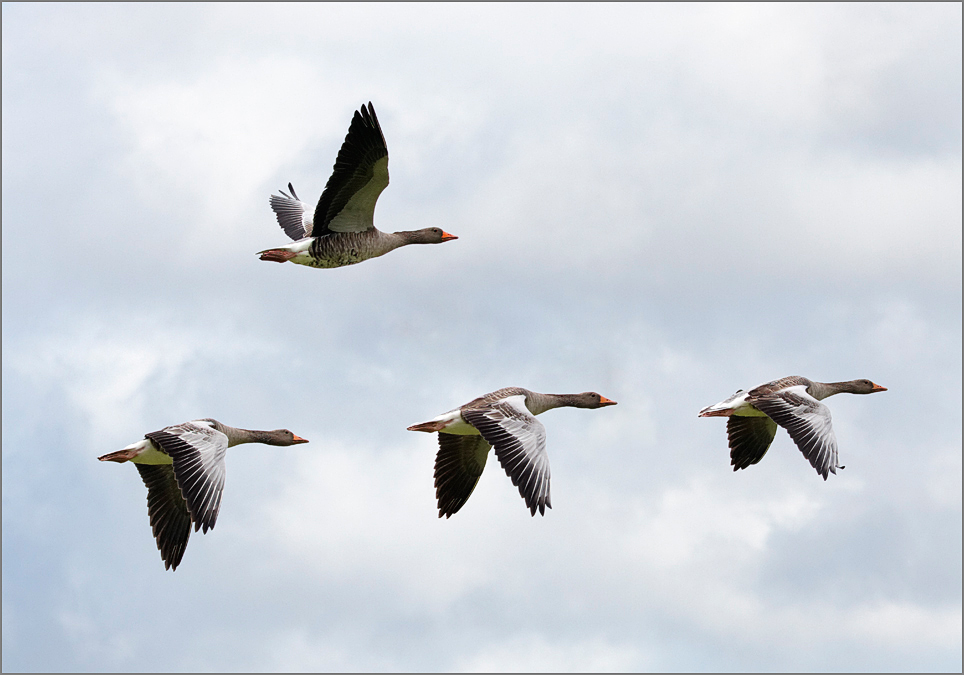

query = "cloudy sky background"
[3,3,961,672]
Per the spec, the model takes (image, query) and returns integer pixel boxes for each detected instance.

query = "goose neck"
[808,380,859,400]
[525,392,573,415]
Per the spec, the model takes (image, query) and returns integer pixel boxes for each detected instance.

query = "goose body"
[99,419,307,570]
[408,387,617,517]
[699,376,887,479]
[259,102,457,268]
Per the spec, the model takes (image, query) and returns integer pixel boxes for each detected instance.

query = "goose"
[98,419,308,570]
[408,388,617,517]
[258,102,458,268]
[699,376,887,479]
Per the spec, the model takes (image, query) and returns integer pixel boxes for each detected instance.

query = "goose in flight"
[259,102,458,268]
[99,419,308,570]
[699,376,887,479]
[408,388,617,517]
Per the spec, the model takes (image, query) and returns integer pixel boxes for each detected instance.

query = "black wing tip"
[272,187,299,203]
[158,538,186,571]
[356,102,379,129]
[357,102,384,141]
[164,554,183,571]
[814,458,835,480]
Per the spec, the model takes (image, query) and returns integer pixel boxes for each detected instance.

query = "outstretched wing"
[434,434,491,518]
[463,395,551,516]
[313,102,390,235]
[135,464,192,571]
[269,182,313,240]
[145,421,228,532]
[727,415,778,471]
[749,388,840,480]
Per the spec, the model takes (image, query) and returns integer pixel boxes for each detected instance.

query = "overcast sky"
[2,3,961,672]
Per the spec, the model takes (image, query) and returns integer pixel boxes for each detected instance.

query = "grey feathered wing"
[749,390,840,479]
[144,422,228,532]
[463,396,552,516]
[269,182,313,240]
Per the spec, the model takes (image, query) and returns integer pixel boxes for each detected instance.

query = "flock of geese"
[99,102,888,571]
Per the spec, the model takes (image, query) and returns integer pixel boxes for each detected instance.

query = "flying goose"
[99,419,308,570]
[408,388,617,517]
[258,102,458,268]
[699,376,887,479]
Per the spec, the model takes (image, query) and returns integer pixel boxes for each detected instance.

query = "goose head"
[570,392,618,409]
[852,379,888,394]
[401,228,458,244]
[261,429,310,446]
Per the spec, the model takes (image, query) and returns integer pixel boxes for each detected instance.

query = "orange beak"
[440,231,458,242]
[292,435,309,444]
[870,383,888,393]
[599,396,617,406]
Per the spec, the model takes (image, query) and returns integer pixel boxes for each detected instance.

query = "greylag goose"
[258,102,458,268]
[699,376,887,479]
[98,419,308,570]
[408,388,617,517]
